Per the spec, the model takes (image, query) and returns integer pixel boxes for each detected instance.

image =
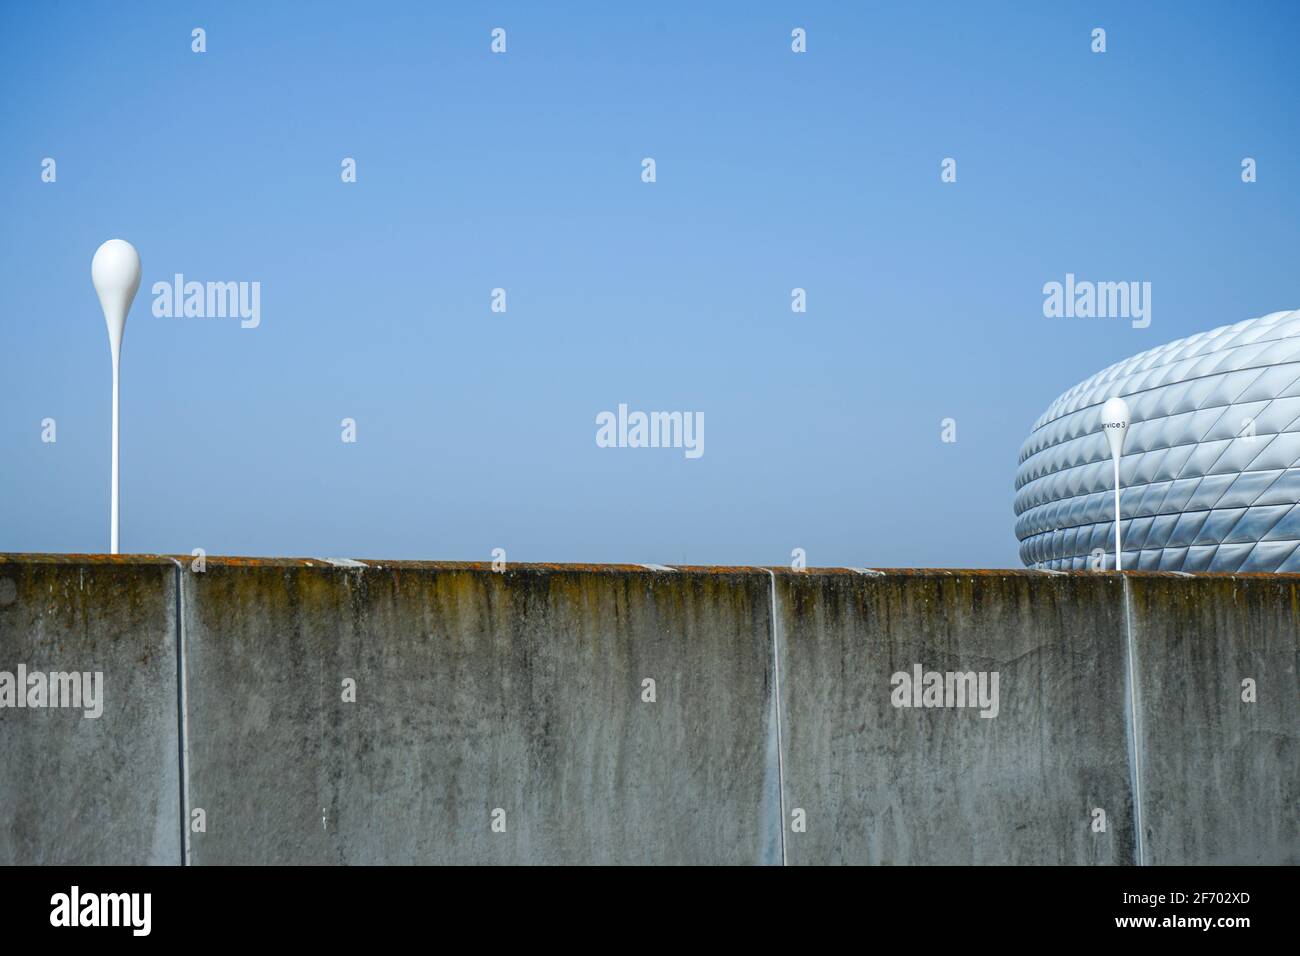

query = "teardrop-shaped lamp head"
[92,239,141,360]
[1101,395,1131,459]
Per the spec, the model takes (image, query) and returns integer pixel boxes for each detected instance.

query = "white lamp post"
[91,239,142,555]
[1101,396,1131,571]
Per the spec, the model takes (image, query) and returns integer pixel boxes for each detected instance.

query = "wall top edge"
[2,553,1300,580]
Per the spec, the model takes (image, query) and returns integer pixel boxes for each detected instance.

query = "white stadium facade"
[1015,309,1300,572]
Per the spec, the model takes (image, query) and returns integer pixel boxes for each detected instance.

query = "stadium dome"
[1015,309,1300,572]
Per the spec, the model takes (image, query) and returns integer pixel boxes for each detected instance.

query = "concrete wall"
[179,561,777,865]
[773,571,1136,865]
[0,556,180,864]
[0,555,1295,865]
[1126,576,1299,864]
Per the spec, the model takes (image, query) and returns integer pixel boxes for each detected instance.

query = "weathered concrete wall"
[0,555,180,864]
[773,571,1135,865]
[180,561,777,865]
[1126,576,1300,865]
[0,556,1295,865]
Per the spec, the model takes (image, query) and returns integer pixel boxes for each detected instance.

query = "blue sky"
[1,1,1297,567]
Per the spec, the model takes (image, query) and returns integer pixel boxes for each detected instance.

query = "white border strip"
[168,559,192,866]
[764,569,788,866]
[1121,575,1147,866]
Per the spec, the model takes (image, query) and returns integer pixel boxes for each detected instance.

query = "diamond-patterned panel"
[1014,310,1300,571]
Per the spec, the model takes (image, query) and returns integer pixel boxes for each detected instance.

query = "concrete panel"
[775,570,1136,865]
[1126,575,1300,864]
[0,555,180,864]
[180,561,777,864]
[3,555,1293,866]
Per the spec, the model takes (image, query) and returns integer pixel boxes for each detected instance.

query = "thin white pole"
[111,355,120,554]
[1101,396,1130,573]
[92,238,140,556]
[1113,453,1122,571]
